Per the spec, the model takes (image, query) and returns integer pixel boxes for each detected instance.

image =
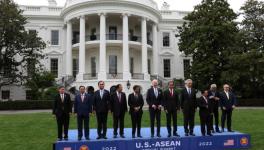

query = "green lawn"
[0,109,263,150]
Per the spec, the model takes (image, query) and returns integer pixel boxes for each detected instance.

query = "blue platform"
[54,126,251,150]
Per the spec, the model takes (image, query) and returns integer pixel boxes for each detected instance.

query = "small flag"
[224,139,235,146]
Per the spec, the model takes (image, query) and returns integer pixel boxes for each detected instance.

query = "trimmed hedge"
[0,100,53,110]
[237,99,264,107]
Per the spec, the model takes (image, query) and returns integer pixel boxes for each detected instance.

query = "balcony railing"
[83,73,98,80]
[131,73,144,80]
[72,34,152,45]
[107,73,123,79]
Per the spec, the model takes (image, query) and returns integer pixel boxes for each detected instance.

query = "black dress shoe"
[103,136,107,139]
[157,134,161,138]
[85,137,90,140]
[132,135,135,138]
[137,135,142,138]
[207,133,213,136]
[120,135,125,138]
[151,135,154,138]
[173,133,180,137]
[211,130,215,133]
[202,134,206,136]
[167,134,171,138]
[78,138,82,141]
[113,135,117,138]
[185,133,189,136]
[228,130,234,132]
[190,133,195,136]
[96,136,101,140]
[216,129,221,133]
[64,138,68,141]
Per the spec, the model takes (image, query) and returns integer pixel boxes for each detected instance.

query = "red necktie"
[170,89,173,96]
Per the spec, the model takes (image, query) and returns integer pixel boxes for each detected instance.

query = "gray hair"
[210,84,217,88]
[185,79,193,84]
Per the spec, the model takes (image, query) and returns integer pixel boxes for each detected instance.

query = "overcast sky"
[13,0,256,13]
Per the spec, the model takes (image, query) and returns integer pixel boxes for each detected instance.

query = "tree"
[0,0,46,90]
[177,0,239,90]
[221,0,264,98]
[26,71,56,100]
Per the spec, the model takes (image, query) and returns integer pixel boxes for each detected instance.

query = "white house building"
[1,0,192,100]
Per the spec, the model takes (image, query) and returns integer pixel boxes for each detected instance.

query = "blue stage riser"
[54,127,251,150]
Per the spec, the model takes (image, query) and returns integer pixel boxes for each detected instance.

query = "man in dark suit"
[198,89,213,136]
[181,79,197,136]
[93,81,110,139]
[52,86,72,141]
[128,85,144,138]
[146,79,163,138]
[163,81,180,137]
[208,84,221,133]
[110,84,127,138]
[220,84,237,132]
[74,86,92,140]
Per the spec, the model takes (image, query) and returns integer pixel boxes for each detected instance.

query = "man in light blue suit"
[74,86,93,140]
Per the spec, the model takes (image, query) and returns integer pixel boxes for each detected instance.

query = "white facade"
[1,0,192,100]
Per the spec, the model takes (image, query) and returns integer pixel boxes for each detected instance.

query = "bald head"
[152,79,158,88]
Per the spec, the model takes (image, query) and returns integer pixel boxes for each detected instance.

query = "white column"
[77,15,86,81]
[152,23,158,76]
[122,13,131,80]
[66,20,73,76]
[98,13,106,80]
[141,17,150,80]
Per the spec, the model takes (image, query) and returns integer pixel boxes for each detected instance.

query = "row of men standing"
[52,79,236,141]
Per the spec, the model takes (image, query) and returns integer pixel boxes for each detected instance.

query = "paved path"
[0,107,263,115]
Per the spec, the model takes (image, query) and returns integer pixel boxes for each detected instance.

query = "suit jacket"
[52,93,72,116]
[146,87,163,109]
[208,90,220,108]
[219,91,236,110]
[128,93,144,114]
[93,89,110,113]
[163,89,180,112]
[110,92,128,116]
[198,96,213,115]
[180,87,197,111]
[74,93,92,116]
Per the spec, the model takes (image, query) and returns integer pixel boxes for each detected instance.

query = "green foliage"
[0,0,46,88]
[221,0,264,98]
[177,0,239,90]
[26,71,56,100]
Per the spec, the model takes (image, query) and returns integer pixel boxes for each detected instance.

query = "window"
[29,29,37,34]
[50,58,58,78]
[73,59,79,78]
[163,59,171,78]
[109,55,117,74]
[148,59,151,74]
[26,90,33,100]
[184,59,191,79]
[130,57,134,74]
[91,57,96,77]
[51,30,59,45]
[27,59,35,77]
[109,26,117,40]
[2,90,10,100]
[163,32,170,47]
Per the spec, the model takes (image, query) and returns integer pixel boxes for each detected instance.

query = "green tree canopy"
[177,0,239,90]
[0,0,46,89]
